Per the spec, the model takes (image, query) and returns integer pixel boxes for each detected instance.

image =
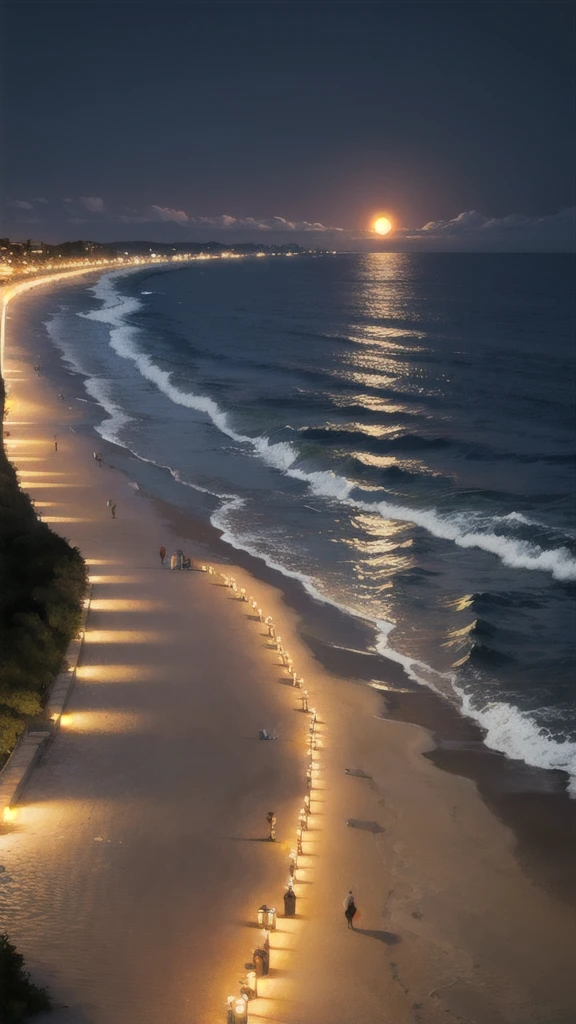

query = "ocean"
[40,252,576,789]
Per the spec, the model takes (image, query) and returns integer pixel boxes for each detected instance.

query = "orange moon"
[373,216,393,235]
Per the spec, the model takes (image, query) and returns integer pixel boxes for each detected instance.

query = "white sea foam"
[70,271,576,792]
[84,377,134,444]
[214,502,576,794]
[81,274,576,583]
[455,686,576,790]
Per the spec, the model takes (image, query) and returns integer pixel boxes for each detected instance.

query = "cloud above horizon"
[117,206,340,232]
[79,196,106,213]
[7,197,48,210]
[2,198,574,250]
[411,206,575,240]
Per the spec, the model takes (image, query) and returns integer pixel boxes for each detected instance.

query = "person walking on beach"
[110,503,116,519]
[170,553,177,570]
[266,811,277,841]
[159,546,166,566]
[54,436,58,451]
[343,891,357,929]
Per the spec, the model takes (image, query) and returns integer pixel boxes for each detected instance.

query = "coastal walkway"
[0,312,403,1024]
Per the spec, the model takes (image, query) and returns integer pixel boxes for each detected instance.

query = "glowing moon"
[373,216,393,235]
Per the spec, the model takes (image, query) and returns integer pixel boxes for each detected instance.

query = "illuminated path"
[1,275,574,1024]
[0,333,311,1023]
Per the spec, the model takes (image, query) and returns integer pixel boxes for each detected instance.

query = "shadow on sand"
[355,928,401,945]
[345,819,385,833]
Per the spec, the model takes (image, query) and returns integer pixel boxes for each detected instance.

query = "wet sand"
[1,274,575,1024]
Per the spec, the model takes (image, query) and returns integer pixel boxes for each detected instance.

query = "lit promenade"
[1,278,574,1024]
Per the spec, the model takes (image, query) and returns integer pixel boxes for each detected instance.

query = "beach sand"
[1,275,575,1024]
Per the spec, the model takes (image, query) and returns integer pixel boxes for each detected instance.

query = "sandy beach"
[1,272,575,1024]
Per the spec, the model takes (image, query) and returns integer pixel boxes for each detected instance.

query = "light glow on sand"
[4,439,49,446]
[59,710,150,733]
[17,470,69,476]
[77,664,159,682]
[8,456,49,463]
[84,630,163,644]
[90,599,164,612]
[88,574,145,585]
[18,481,88,488]
[85,558,116,566]
[2,806,17,823]
[41,516,93,523]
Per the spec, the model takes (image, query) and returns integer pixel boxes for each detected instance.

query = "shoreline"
[11,267,576,904]
[2,271,575,1023]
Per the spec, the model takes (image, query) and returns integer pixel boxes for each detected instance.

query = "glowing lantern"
[243,966,258,998]
[257,905,276,929]
[265,906,277,930]
[227,994,248,1023]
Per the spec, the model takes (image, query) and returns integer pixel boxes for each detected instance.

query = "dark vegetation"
[0,934,51,1021]
[0,380,87,762]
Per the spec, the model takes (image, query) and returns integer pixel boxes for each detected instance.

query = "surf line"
[198,563,321,1018]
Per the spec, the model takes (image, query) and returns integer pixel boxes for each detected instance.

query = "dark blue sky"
[2,1,575,248]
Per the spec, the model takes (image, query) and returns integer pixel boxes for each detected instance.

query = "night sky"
[2,1,574,249]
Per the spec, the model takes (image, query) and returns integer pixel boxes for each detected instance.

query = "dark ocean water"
[42,253,576,788]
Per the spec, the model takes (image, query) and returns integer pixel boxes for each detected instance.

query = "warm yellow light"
[90,599,162,612]
[3,806,17,822]
[373,216,393,235]
[77,664,159,682]
[84,630,162,643]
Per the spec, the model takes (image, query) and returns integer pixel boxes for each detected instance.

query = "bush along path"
[0,376,87,765]
[0,933,51,1022]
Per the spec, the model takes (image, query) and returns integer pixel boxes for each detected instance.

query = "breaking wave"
[82,272,576,585]
[70,269,576,792]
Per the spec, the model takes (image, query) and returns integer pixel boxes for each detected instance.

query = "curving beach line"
[1,269,575,1024]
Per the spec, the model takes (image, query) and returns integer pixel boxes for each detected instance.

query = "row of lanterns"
[200,565,321,1023]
